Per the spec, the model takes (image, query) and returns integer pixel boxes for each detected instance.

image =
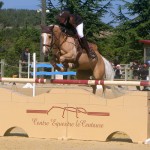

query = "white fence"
[0,59,4,77]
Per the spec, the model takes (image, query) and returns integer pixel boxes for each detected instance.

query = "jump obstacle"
[0,77,150,143]
[18,53,76,79]
[50,79,150,86]
[20,53,76,96]
[0,77,46,83]
[1,77,150,86]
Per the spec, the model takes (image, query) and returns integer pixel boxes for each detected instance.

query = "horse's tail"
[102,56,115,81]
[102,57,125,97]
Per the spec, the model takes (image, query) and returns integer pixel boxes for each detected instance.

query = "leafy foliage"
[46,0,113,42]
[102,0,150,63]
[0,1,3,9]
[0,9,41,76]
[0,9,41,28]
[0,27,40,76]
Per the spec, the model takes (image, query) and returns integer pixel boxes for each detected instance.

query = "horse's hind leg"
[91,85,97,94]
[89,75,97,94]
[92,81,106,95]
[76,70,97,94]
[102,85,106,97]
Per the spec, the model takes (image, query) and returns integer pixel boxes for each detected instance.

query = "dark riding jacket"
[57,13,83,36]
[68,14,83,27]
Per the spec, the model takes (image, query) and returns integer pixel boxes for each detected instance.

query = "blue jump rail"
[30,63,76,76]
[31,71,76,76]
[30,63,63,68]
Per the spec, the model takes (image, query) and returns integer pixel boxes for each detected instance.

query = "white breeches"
[76,23,84,38]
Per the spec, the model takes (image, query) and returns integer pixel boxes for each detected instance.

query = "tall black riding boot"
[80,37,97,60]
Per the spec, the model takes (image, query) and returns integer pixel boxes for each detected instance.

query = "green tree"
[0,27,40,76]
[0,1,3,9]
[0,9,41,28]
[106,0,150,63]
[46,0,113,43]
[0,8,43,76]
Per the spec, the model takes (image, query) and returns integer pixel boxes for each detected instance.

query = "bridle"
[41,25,82,70]
[41,26,55,55]
[42,25,68,56]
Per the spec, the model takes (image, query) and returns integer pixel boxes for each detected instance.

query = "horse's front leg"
[50,55,64,72]
[61,62,70,71]
[59,51,75,63]
[55,52,73,72]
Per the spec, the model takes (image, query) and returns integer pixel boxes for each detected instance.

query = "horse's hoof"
[60,67,67,72]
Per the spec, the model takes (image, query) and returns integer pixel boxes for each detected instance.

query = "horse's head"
[41,25,55,56]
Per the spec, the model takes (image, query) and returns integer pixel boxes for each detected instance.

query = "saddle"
[75,39,98,53]
[60,26,98,52]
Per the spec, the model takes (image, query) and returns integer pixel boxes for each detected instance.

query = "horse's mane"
[41,24,60,34]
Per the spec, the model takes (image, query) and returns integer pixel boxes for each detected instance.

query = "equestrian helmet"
[58,10,70,19]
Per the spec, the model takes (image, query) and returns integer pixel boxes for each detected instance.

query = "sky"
[1,0,133,24]
[2,0,40,10]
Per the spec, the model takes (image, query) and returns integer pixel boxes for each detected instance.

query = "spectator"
[21,47,30,73]
[130,60,141,90]
[21,47,30,63]
[114,64,122,79]
[139,63,149,91]
[114,64,122,88]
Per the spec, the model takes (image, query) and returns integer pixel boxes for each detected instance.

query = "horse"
[41,24,114,94]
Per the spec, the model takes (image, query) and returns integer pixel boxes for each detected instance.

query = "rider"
[56,10,97,61]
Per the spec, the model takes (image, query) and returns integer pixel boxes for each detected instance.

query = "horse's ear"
[41,25,53,33]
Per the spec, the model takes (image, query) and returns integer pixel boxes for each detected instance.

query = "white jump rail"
[50,79,150,86]
[0,77,46,83]
[1,77,150,87]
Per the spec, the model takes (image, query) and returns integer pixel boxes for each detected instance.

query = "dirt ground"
[0,136,150,150]
[0,83,150,150]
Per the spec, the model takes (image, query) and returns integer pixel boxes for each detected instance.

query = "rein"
[54,29,82,66]
[42,44,51,47]
[42,25,81,67]
[43,26,68,54]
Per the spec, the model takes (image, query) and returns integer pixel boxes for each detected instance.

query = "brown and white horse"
[41,25,114,94]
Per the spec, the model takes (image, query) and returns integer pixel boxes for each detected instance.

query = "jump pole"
[33,53,36,97]
[1,78,150,86]
[50,79,150,86]
[27,53,30,79]
[0,77,46,83]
